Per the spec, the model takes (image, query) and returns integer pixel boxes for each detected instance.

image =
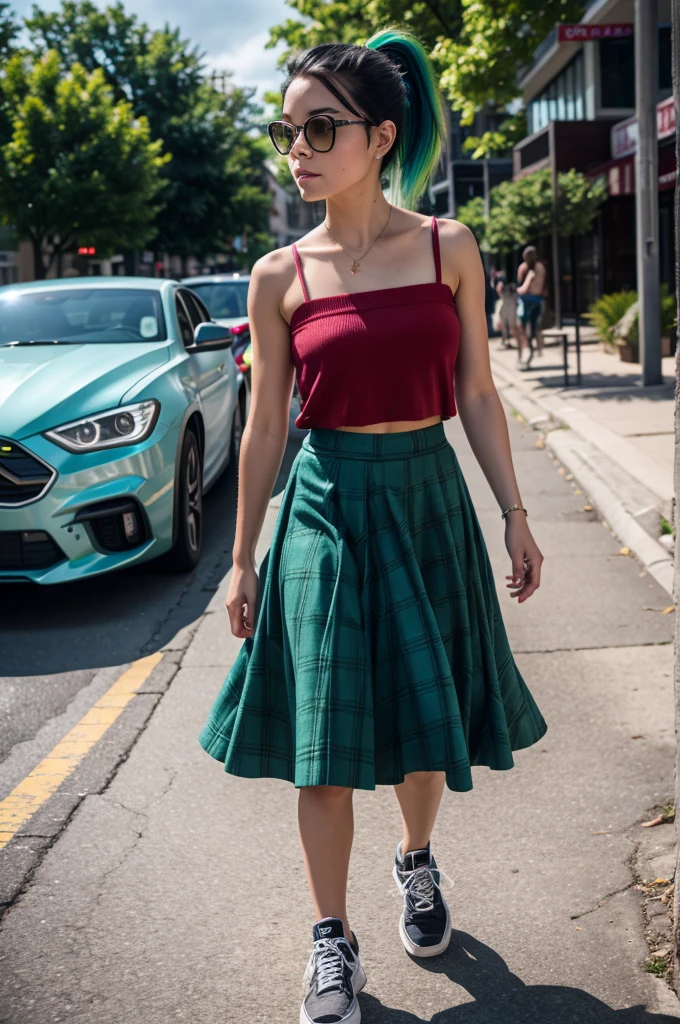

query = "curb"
[490,354,675,600]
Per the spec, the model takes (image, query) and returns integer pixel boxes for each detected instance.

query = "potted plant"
[586,291,638,353]
[613,300,639,362]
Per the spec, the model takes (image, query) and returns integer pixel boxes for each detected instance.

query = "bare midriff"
[333,415,442,434]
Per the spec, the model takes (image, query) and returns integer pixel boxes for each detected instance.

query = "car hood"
[0,342,171,440]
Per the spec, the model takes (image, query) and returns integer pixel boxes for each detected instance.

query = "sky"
[10,0,291,103]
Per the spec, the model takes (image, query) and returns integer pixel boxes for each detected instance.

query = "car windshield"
[0,288,167,344]
[187,281,248,319]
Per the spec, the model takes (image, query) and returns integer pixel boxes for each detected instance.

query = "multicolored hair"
[280,28,447,210]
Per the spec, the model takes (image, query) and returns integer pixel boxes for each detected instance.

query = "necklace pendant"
[351,260,361,274]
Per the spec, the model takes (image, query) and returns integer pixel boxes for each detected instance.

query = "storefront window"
[528,51,585,134]
[600,38,635,108]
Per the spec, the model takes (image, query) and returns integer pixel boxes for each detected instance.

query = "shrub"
[586,291,638,350]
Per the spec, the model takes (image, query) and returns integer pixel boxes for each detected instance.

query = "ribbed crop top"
[289,215,460,430]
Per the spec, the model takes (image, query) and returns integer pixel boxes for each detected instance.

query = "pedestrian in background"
[516,245,547,368]
[198,28,547,1024]
[493,277,519,349]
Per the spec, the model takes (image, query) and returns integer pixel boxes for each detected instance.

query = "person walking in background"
[494,277,519,350]
[197,28,547,1024]
[517,245,547,368]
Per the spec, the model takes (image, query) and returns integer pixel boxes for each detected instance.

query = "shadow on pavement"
[359,930,677,1022]
[0,435,304,676]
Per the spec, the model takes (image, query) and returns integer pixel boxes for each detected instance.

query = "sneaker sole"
[299,960,366,1024]
[398,901,452,958]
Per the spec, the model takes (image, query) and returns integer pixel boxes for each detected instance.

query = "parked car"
[181,274,252,417]
[0,277,246,583]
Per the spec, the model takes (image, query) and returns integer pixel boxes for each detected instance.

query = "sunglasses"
[267,114,374,155]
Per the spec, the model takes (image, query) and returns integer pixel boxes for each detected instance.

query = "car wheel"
[230,387,245,466]
[167,429,203,572]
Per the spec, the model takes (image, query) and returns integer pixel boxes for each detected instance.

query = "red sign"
[611,97,677,159]
[558,23,633,42]
[77,246,96,255]
[657,95,676,141]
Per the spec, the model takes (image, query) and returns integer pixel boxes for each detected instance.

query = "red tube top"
[289,216,461,429]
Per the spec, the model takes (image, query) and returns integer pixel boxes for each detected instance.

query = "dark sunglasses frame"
[267,114,374,155]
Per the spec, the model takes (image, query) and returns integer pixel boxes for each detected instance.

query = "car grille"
[0,531,66,570]
[0,439,56,506]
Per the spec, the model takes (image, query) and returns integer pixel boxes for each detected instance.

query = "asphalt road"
[1,408,679,1022]
[0,431,303,763]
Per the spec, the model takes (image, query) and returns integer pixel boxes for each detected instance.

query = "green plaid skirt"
[198,421,547,792]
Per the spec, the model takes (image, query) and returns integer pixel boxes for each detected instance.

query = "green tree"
[0,50,169,278]
[266,0,586,154]
[478,169,606,254]
[25,1,273,267]
[455,196,487,246]
[0,0,18,61]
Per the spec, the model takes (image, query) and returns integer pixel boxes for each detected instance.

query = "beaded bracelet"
[501,504,528,520]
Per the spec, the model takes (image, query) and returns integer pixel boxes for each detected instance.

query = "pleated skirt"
[198,421,548,792]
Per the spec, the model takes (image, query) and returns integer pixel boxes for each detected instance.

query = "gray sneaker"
[300,917,366,1024]
[392,840,453,957]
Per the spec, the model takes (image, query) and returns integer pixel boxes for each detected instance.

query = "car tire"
[167,429,203,572]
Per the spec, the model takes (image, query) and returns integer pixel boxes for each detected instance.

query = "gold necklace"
[324,205,393,275]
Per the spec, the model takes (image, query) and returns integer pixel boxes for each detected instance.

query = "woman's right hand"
[226,562,259,638]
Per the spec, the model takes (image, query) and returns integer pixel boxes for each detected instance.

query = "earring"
[376,154,381,160]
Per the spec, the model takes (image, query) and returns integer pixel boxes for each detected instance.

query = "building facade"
[513,0,673,320]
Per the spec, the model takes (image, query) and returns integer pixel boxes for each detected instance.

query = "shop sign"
[558,23,632,42]
[611,98,677,159]
[657,96,676,141]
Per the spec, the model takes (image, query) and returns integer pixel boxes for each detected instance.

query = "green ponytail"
[365,28,447,210]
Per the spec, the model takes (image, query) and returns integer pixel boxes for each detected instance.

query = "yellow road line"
[0,653,163,851]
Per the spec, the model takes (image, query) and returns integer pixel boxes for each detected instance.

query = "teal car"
[0,277,246,583]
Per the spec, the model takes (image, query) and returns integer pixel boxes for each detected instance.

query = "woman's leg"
[393,770,446,854]
[298,784,355,941]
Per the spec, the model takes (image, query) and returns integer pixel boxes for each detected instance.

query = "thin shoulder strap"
[431,216,442,285]
[291,243,310,302]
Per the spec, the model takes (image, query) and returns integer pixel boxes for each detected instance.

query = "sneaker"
[300,916,366,1024]
[392,840,453,957]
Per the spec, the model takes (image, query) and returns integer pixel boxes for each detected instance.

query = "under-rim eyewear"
[267,114,374,155]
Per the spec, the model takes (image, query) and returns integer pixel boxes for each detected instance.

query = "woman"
[198,28,548,1024]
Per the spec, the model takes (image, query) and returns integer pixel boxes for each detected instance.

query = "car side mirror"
[186,321,233,351]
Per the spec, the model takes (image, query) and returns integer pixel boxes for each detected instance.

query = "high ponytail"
[364,29,446,210]
[280,28,447,211]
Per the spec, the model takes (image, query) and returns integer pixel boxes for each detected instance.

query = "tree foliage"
[464,168,607,254]
[267,0,586,154]
[24,0,273,263]
[0,50,169,278]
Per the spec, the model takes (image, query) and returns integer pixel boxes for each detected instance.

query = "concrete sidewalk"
[489,333,676,596]
[0,412,678,1022]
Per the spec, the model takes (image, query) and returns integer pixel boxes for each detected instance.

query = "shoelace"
[390,863,455,913]
[304,938,351,995]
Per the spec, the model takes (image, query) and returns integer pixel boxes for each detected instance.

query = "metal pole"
[635,0,662,385]
[483,158,490,219]
[549,121,561,328]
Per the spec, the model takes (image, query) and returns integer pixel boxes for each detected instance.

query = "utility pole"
[669,0,680,994]
[635,0,662,385]
[549,121,561,328]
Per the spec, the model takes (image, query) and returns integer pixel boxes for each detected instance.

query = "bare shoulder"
[248,245,299,309]
[436,218,482,290]
[438,217,479,253]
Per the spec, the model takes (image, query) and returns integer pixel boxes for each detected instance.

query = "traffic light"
[77,246,96,255]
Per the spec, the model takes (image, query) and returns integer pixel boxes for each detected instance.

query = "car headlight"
[45,400,160,452]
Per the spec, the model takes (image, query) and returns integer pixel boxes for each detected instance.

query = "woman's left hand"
[504,515,543,603]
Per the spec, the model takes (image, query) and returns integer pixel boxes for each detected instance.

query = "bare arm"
[443,222,543,603]
[517,268,535,295]
[227,250,296,635]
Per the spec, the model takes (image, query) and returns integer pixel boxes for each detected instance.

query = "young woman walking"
[198,28,548,1024]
